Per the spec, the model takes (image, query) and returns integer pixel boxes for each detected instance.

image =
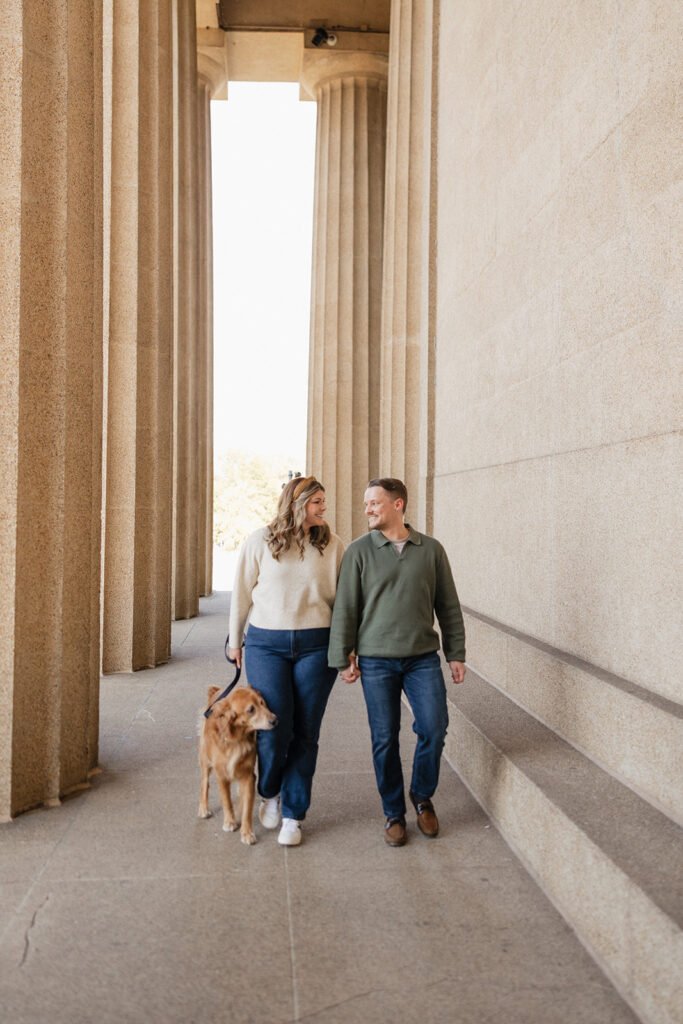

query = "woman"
[228,476,344,846]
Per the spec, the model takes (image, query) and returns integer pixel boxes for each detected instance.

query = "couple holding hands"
[228,475,466,848]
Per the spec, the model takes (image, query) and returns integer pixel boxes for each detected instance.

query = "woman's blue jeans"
[358,651,449,819]
[244,626,336,821]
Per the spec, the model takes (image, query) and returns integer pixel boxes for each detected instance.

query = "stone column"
[193,33,228,599]
[172,0,200,619]
[379,0,437,532]
[302,51,388,543]
[0,0,103,818]
[196,77,214,598]
[102,0,174,673]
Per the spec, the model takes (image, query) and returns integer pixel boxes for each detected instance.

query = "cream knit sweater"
[228,528,345,647]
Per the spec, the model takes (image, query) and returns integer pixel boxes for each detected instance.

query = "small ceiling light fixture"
[311,28,338,47]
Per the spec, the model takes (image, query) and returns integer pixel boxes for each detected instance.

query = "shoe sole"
[384,834,407,847]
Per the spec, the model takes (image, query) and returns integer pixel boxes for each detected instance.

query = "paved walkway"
[0,592,638,1024]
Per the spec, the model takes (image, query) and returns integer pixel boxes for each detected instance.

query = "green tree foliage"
[214,449,302,551]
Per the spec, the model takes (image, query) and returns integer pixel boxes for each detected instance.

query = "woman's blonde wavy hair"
[266,476,331,560]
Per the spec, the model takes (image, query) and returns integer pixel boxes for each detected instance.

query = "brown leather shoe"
[384,816,407,847]
[410,792,439,837]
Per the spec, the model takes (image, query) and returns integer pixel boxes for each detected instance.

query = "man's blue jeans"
[358,652,449,819]
[245,626,336,821]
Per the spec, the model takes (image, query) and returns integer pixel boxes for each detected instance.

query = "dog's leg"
[240,772,257,845]
[198,758,212,819]
[216,774,238,832]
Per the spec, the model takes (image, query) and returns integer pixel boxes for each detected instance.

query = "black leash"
[204,637,242,718]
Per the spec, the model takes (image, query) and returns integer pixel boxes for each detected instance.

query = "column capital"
[197,27,229,99]
[300,49,388,101]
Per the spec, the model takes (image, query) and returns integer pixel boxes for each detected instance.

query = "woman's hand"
[228,647,242,668]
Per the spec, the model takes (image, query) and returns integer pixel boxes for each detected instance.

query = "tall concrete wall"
[431,4,682,1021]
[434,0,681,696]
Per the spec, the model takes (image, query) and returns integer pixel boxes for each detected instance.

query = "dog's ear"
[207,685,221,702]
[224,708,238,736]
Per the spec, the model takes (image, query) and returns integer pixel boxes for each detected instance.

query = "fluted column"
[172,0,200,619]
[379,0,437,532]
[196,77,214,598]
[102,0,174,673]
[0,0,103,818]
[193,34,227,599]
[302,51,388,543]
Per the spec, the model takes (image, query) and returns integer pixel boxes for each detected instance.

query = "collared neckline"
[370,525,422,547]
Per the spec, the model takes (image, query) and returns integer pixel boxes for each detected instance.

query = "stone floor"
[0,592,640,1024]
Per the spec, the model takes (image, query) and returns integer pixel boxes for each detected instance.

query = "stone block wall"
[431,4,682,1020]
[434,0,681,695]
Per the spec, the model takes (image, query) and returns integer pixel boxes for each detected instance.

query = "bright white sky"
[211,83,318,467]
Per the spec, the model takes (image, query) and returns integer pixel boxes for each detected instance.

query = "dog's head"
[205,685,278,736]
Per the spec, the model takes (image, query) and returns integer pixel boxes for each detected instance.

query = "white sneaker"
[258,795,281,829]
[278,818,302,846]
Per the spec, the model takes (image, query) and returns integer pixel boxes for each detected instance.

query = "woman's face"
[303,489,327,531]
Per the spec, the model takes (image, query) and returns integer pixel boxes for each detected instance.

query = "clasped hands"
[339,655,361,684]
[340,655,466,685]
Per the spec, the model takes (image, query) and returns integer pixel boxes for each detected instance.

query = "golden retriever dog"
[198,685,278,845]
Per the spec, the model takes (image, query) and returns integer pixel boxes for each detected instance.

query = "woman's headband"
[292,475,318,500]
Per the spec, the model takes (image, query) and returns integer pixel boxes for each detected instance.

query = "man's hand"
[228,647,242,669]
[449,661,466,684]
[340,654,360,684]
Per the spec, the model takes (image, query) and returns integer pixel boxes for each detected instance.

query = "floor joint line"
[284,849,300,1021]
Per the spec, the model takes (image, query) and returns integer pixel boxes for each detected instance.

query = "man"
[328,478,466,847]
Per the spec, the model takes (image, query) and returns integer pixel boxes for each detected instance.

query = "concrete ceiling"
[200,1,389,86]
[215,2,390,32]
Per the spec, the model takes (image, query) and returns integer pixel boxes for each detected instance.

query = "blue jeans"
[245,626,336,821]
[358,652,449,819]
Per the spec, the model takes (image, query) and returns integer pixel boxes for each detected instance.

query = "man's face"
[364,486,403,531]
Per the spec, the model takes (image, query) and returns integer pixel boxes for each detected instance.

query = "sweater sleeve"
[228,531,263,648]
[328,545,362,669]
[434,544,466,663]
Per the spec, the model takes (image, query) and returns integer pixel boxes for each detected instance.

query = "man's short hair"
[367,477,408,513]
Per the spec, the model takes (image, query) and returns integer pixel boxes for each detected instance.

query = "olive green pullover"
[328,527,466,670]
